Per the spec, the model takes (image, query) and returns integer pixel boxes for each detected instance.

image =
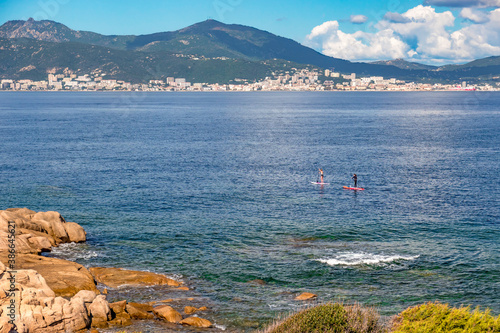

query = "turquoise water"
[0,91,499,331]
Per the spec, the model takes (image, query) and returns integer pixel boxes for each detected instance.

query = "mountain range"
[1,18,499,84]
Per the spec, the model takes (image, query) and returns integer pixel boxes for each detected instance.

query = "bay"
[0,91,498,331]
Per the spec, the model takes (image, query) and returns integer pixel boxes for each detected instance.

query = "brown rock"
[177,286,189,291]
[198,306,208,311]
[180,316,212,328]
[0,231,51,254]
[128,302,153,313]
[153,305,183,323]
[27,235,53,252]
[109,300,127,315]
[295,292,317,300]
[1,268,91,332]
[0,320,16,333]
[72,289,97,314]
[0,209,38,233]
[184,306,198,314]
[32,211,70,244]
[14,269,56,297]
[158,298,174,303]
[63,221,87,243]
[89,295,112,328]
[4,207,36,216]
[0,253,98,297]
[126,304,155,320]
[108,312,132,327]
[89,267,181,288]
[0,209,88,253]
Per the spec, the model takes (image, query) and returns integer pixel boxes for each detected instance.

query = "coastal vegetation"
[391,302,500,333]
[260,302,500,333]
[261,302,386,333]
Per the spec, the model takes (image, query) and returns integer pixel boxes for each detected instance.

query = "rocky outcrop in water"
[89,266,182,288]
[0,208,86,253]
[0,262,92,332]
[0,209,214,332]
[0,208,97,297]
[295,292,317,300]
[0,253,99,297]
[0,261,155,332]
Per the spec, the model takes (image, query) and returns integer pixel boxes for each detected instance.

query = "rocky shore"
[0,208,214,332]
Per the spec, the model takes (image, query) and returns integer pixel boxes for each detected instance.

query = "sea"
[0,91,498,332]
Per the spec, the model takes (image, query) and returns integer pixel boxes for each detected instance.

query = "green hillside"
[0,19,408,77]
[0,37,315,83]
[370,58,438,70]
[439,56,500,70]
[1,18,499,83]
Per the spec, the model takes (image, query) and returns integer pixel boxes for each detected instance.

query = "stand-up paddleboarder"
[352,174,358,188]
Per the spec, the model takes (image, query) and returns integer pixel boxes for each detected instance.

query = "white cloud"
[377,5,456,59]
[424,0,500,7]
[383,12,411,23]
[350,15,368,24]
[306,21,409,62]
[305,5,500,64]
[460,7,490,22]
[454,8,500,54]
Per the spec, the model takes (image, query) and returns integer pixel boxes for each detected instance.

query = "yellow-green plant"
[391,302,500,333]
[262,302,386,333]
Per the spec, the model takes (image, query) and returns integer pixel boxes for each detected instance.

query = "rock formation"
[0,208,86,253]
[0,262,92,332]
[0,253,99,297]
[0,208,96,298]
[295,292,318,300]
[0,209,214,332]
[89,266,182,288]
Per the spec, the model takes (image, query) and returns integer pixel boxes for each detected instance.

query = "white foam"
[316,252,419,266]
[49,242,100,260]
[213,323,226,331]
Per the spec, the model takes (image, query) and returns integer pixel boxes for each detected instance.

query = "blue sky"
[1,0,499,64]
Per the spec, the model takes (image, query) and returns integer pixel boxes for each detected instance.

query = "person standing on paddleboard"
[352,174,358,188]
[319,168,324,183]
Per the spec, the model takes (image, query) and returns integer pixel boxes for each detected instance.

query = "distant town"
[1,68,499,91]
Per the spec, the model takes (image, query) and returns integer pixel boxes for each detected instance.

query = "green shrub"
[391,302,500,333]
[262,302,386,333]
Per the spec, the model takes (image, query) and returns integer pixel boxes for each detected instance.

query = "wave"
[316,252,419,267]
[49,242,100,261]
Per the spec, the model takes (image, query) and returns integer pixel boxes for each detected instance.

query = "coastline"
[0,89,497,92]
[0,208,218,332]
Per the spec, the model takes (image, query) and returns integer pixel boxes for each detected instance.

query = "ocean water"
[0,91,499,331]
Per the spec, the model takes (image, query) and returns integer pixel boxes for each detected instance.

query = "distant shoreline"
[1,90,497,93]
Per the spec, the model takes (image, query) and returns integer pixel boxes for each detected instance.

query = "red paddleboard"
[343,186,365,190]
[312,182,330,185]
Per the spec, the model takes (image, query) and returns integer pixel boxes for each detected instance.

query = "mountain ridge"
[0,18,408,77]
[0,36,319,83]
[370,58,438,71]
[1,18,499,83]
